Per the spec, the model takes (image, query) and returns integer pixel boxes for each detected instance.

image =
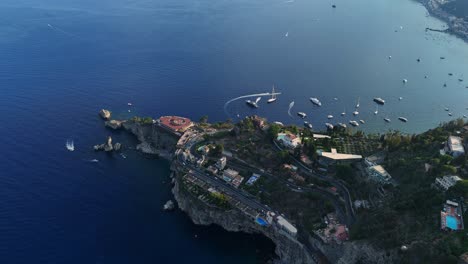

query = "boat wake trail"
[288,101,295,118]
[47,23,76,38]
[223,92,282,117]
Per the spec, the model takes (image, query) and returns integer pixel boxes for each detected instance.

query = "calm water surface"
[0,0,467,263]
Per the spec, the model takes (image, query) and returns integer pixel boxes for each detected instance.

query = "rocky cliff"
[105,119,178,160]
[171,175,316,264]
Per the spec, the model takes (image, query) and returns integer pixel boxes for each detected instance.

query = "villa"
[441,200,464,231]
[445,136,465,157]
[367,165,392,184]
[434,175,462,191]
[277,133,302,149]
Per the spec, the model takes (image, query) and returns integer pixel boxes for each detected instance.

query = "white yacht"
[327,115,333,119]
[304,121,313,129]
[373,97,385,105]
[297,112,307,119]
[353,110,359,116]
[66,140,75,151]
[341,108,346,116]
[374,106,378,115]
[359,120,365,124]
[356,97,360,108]
[267,86,277,103]
[246,97,261,108]
[349,120,359,127]
[325,123,334,130]
[403,79,408,83]
[338,123,347,128]
[310,97,322,106]
[398,117,408,122]
[273,121,284,126]
[384,118,391,123]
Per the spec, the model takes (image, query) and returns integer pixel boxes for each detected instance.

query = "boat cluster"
[294,96,409,130]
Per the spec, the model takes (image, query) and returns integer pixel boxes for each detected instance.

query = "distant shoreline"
[419,0,468,42]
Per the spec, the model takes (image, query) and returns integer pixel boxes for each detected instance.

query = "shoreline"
[419,0,468,42]
[102,113,401,263]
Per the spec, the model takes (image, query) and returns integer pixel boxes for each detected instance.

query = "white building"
[446,136,465,157]
[216,156,227,170]
[276,216,298,237]
[318,148,362,166]
[434,175,462,191]
[277,133,302,149]
[222,169,239,183]
[367,165,392,183]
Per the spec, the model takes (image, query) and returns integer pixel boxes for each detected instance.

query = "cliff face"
[108,120,178,159]
[171,177,315,264]
[171,169,401,264]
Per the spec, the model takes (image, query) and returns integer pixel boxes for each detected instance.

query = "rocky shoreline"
[171,174,315,264]
[419,0,468,42]
[98,111,398,264]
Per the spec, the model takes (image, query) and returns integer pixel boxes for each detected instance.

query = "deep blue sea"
[0,0,467,263]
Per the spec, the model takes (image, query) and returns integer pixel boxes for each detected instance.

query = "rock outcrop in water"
[103,116,179,159]
[105,120,124,130]
[94,136,121,152]
[99,109,111,120]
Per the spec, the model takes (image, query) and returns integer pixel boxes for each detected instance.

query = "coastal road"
[176,153,270,213]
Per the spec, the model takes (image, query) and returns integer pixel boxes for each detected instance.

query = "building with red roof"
[158,116,194,134]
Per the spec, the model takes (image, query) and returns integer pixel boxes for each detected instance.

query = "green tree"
[268,123,281,140]
[199,115,209,123]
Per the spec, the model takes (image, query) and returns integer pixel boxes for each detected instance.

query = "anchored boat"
[267,86,277,103]
[310,97,322,106]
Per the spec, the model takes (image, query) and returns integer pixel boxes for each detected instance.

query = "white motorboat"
[246,97,261,108]
[66,140,75,151]
[310,97,322,106]
[373,97,385,105]
[349,120,359,127]
[297,112,307,119]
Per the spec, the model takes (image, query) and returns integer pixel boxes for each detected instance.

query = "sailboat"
[374,105,378,115]
[267,86,277,103]
[66,139,75,151]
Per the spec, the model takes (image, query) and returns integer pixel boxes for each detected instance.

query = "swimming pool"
[256,217,268,226]
[446,215,459,230]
